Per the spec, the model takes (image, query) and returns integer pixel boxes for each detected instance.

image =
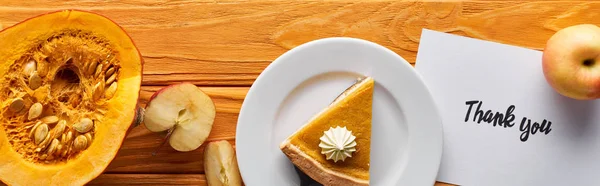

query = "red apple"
[543,24,600,100]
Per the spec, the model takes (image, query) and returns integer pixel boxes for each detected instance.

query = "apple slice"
[144,83,216,152]
[204,140,243,186]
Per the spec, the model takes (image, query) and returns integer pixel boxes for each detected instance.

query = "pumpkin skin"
[0,10,142,186]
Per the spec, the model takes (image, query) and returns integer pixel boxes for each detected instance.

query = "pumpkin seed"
[73,135,88,151]
[66,146,73,156]
[24,123,35,130]
[105,66,115,78]
[87,60,99,76]
[106,73,116,85]
[37,132,52,151]
[94,63,103,78]
[46,155,55,161]
[46,139,59,155]
[65,131,73,144]
[39,154,47,160]
[23,59,36,76]
[105,82,117,99]
[54,144,63,156]
[93,80,105,101]
[102,62,111,72]
[9,98,25,112]
[60,133,66,144]
[52,120,66,139]
[61,145,69,157]
[41,115,59,124]
[27,103,43,120]
[36,59,49,77]
[84,133,92,143]
[28,71,42,90]
[34,124,48,145]
[29,121,42,140]
[73,118,94,133]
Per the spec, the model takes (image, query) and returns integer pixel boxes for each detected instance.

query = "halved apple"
[204,140,243,186]
[143,83,216,152]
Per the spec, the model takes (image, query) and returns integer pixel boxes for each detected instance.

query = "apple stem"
[152,127,174,156]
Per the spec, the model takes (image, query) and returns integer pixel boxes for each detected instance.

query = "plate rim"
[235,37,444,185]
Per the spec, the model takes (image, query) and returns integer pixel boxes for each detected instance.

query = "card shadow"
[552,92,598,140]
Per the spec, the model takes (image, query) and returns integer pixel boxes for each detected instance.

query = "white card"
[415,29,600,186]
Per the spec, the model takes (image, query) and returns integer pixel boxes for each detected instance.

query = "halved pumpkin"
[0,10,143,185]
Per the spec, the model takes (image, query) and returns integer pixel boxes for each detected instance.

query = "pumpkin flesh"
[0,10,142,185]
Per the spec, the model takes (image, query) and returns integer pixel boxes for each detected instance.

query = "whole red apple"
[543,24,600,100]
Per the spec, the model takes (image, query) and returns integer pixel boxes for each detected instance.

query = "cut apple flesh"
[204,140,243,186]
[144,83,216,152]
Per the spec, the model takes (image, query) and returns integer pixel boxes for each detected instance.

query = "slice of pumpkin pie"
[280,76,374,186]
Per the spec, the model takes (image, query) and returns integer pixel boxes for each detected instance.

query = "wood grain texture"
[1,0,594,86]
[86,174,454,186]
[0,0,592,185]
[88,174,207,185]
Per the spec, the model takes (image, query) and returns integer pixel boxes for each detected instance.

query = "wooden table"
[1,0,592,185]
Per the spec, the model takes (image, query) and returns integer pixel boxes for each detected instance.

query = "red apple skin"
[147,83,179,104]
[543,24,600,100]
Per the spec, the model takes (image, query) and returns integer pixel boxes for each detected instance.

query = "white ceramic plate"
[235,37,443,186]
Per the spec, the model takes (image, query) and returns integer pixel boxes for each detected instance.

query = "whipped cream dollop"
[319,126,357,162]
